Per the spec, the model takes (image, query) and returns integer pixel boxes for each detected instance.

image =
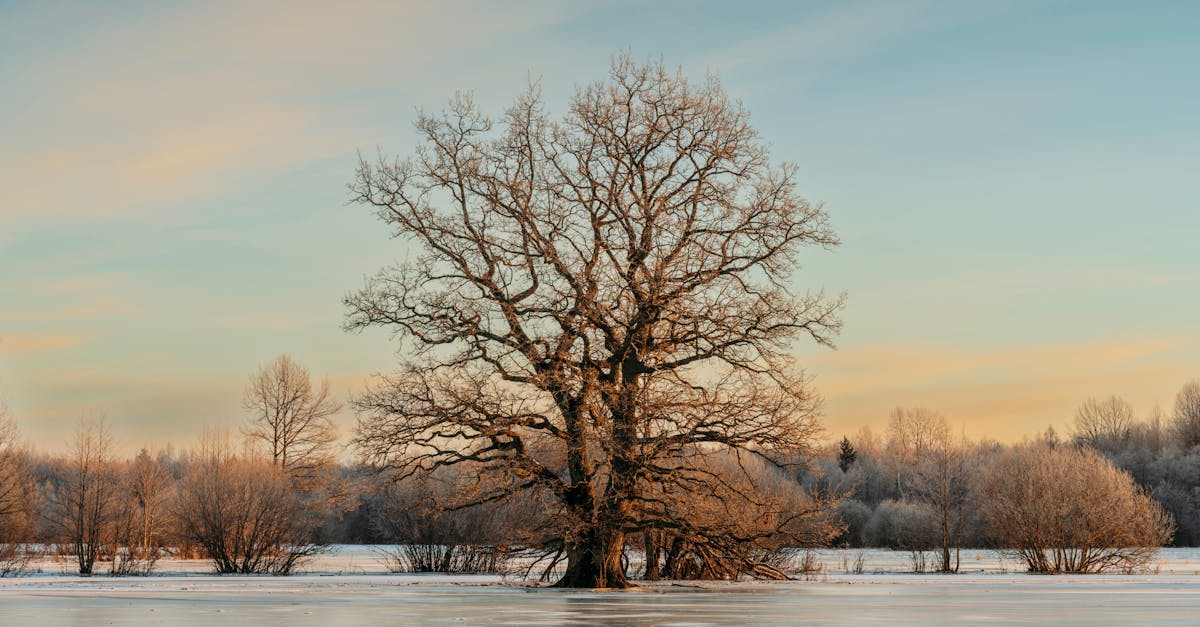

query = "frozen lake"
[3,547,1200,625]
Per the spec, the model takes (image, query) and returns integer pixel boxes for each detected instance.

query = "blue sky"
[2,0,1197,450]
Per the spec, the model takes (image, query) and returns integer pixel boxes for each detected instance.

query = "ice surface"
[3,546,1199,625]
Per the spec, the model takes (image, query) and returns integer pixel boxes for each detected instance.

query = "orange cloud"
[0,333,89,354]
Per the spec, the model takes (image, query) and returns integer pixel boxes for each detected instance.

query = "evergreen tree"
[838,436,858,474]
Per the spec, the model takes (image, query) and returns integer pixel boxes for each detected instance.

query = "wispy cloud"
[0,333,90,354]
[696,1,1017,94]
[0,1,573,228]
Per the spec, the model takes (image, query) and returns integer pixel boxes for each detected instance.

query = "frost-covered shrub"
[836,499,871,546]
[979,444,1174,573]
[173,441,323,575]
[861,499,937,551]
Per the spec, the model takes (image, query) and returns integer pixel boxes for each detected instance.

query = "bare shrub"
[862,499,937,551]
[850,551,866,574]
[979,444,1174,573]
[796,549,824,579]
[371,471,511,574]
[648,453,843,581]
[835,499,871,546]
[173,436,323,574]
[377,544,507,575]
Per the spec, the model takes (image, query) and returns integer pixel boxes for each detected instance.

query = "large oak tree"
[348,57,843,588]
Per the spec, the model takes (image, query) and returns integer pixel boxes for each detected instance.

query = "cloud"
[0,333,90,354]
[0,1,574,228]
[697,1,1015,92]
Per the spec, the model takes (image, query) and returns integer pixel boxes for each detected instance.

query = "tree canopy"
[348,56,844,587]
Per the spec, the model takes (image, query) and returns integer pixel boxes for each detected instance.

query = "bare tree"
[0,403,26,525]
[978,444,1173,573]
[0,402,36,575]
[109,448,172,574]
[243,354,342,479]
[1172,380,1200,450]
[878,408,968,571]
[56,418,116,575]
[0,402,19,518]
[884,407,950,499]
[908,428,971,573]
[1072,396,1135,451]
[348,56,842,587]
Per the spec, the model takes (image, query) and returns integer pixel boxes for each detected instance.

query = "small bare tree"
[243,354,342,480]
[909,429,971,573]
[1072,396,1135,451]
[1171,380,1200,450]
[109,448,172,575]
[0,402,36,575]
[56,418,116,575]
[884,407,950,499]
[979,444,1173,573]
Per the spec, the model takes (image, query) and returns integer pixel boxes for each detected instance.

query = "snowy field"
[3,546,1200,625]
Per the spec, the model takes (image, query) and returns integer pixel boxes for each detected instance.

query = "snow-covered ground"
[3,546,1200,625]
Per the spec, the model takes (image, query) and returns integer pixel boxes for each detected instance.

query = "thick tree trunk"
[554,527,630,588]
[553,386,639,589]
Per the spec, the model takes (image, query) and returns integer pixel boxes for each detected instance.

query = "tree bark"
[555,527,629,588]
[643,532,661,581]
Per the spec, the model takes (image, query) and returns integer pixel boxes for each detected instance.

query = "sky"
[2,0,1198,452]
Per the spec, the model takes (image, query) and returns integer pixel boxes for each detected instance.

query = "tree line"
[1,365,1194,578]
[815,385,1200,573]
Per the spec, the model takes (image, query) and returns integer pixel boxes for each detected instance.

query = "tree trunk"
[941,512,951,573]
[643,532,661,581]
[555,526,629,588]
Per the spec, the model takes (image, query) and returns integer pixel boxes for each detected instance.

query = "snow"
[3,547,1200,625]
